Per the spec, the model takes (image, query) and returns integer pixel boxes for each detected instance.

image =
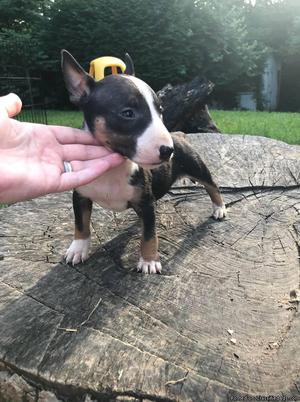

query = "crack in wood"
[65,262,201,348]
[0,280,64,315]
[1,135,300,400]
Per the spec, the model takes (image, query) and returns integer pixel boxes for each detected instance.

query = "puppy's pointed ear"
[61,49,94,105]
[124,53,135,76]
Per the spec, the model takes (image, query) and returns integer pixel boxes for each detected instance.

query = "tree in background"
[0,0,48,68]
[33,0,262,106]
[0,0,299,110]
[0,0,49,103]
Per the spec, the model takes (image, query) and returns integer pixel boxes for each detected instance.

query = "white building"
[238,54,282,111]
[261,54,281,111]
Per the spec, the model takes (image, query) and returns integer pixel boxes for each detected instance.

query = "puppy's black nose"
[159,145,174,161]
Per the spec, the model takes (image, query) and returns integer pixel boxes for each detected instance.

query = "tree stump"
[0,134,300,402]
[158,77,220,133]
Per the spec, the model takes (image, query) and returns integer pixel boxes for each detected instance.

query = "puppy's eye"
[159,105,164,114]
[120,108,135,119]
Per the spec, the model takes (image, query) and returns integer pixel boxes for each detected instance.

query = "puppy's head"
[61,50,173,167]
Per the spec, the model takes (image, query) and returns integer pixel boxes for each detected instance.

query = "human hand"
[0,94,124,203]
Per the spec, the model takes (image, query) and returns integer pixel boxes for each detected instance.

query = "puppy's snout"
[159,145,174,161]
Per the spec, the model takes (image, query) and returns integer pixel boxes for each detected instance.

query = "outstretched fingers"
[61,143,113,161]
[57,153,124,192]
[51,126,101,146]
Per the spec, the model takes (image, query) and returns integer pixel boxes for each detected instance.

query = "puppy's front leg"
[65,191,92,265]
[135,202,162,274]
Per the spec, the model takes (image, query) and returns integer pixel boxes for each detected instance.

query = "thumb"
[0,93,22,118]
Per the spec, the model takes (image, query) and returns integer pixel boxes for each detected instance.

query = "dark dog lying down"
[62,50,226,274]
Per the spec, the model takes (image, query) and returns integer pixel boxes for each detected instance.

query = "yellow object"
[89,56,126,81]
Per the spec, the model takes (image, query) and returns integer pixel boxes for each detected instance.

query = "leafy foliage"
[37,0,261,89]
[0,0,299,109]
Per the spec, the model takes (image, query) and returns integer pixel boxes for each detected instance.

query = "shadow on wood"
[0,134,300,402]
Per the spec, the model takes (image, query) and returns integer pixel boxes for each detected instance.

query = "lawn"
[47,110,83,129]
[211,110,300,145]
[47,109,300,145]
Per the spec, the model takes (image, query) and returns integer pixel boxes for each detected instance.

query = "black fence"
[14,101,48,125]
[0,74,48,124]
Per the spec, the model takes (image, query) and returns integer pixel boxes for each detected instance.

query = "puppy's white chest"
[77,160,138,211]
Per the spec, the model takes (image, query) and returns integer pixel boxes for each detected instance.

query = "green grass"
[47,109,300,145]
[47,110,83,128]
[211,110,300,145]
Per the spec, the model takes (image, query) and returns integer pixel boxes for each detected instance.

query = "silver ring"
[63,161,72,173]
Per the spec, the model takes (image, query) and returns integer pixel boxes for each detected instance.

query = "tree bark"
[158,77,220,133]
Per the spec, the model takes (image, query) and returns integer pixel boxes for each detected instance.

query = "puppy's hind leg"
[65,191,92,265]
[175,139,227,219]
[194,162,227,219]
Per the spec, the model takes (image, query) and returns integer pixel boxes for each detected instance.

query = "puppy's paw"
[137,257,162,274]
[65,238,91,266]
[212,203,227,220]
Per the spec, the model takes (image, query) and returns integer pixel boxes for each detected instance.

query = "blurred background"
[0,0,299,143]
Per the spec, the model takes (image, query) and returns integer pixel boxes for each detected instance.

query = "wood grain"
[0,133,299,401]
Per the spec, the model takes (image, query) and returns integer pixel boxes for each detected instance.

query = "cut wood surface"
[0,133,300,402]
